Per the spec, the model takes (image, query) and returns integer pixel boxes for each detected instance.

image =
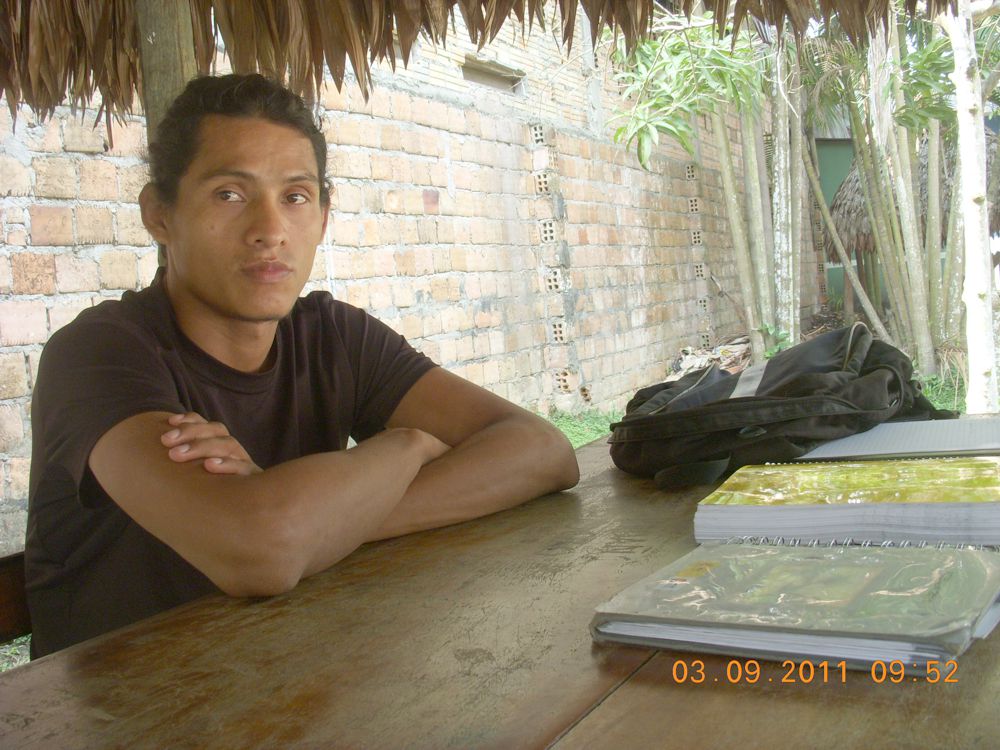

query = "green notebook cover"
[694,457,1000,545]
[591,543,1000,668]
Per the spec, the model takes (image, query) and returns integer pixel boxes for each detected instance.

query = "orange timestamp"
[667,658,960,684]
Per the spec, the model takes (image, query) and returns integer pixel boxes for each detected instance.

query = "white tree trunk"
[772,48,796,344]
[889,24,937,375]
[939,1,998,412]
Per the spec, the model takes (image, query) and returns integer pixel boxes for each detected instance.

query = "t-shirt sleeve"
[328,300,437,441]
[30,315,186,502]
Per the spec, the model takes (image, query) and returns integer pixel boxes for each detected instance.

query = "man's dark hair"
[148,73,330,205]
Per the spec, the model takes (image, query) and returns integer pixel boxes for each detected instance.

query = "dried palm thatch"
[825,131,1000,260]
[1,0,947,123]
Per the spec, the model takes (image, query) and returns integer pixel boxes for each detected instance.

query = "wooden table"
[2,440,999,749]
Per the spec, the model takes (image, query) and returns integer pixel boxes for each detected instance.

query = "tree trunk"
[741,110,774,341]
[712,108,765,361]
[889,23,936,375]
[772,48,796,345]
[939,1,998,412]
[926,117,943,346]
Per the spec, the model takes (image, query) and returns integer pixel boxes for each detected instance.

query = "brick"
[380,124,402,151]
[116,207,152,246]
[0,354,28,399]
[0,258,11,292]
[6,230,26,246]
[309,250,325,281]
[11,252,55,294]
[321,82,349,111]
[389,281,413,308]
[77,206,114,244]
[7,456,31,502]
[8,457,30,499]
[384,190,404,214]
[344,284,369,308]
[0,300,48,345]
[368,280,392,310]
[118,164,148,202]
[55,254,100,292]
[106,120,146,156]
[335,151,371,179]
[33,156,77,198]
[78,159,119,200]
[27,350,41,388]
[0,404,24,453]
[369,88,392,119]
[49,299,92,333]
[390,91,412,120]
[138,252,161,286]
[99,250,138,290]
[335,184,363,213]
[29,205,74,246]
[21,117,61,151]
[63,118,107,153]
[372,248,395,276]
[370,154,395,181]
[331,118,362,146]
[0,156,31,196]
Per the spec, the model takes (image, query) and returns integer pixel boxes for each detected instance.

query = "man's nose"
[245,198,286,248]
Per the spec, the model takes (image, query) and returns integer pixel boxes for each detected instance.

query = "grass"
[546,409,622,448]
[920,363,967,414]
[0,635,30,673]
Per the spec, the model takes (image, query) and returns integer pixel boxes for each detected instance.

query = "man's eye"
[287,192,309,205]
[217,190,242,202]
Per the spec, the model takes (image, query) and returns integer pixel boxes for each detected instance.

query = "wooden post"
[135,0,198,266]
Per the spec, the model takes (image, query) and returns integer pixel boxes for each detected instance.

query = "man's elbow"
[536,421,580,491]
[203,503,311,598]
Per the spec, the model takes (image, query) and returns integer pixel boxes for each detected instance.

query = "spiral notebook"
[591,541,1000,670]
[693,457,1000,545]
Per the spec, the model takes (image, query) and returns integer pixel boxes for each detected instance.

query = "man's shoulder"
[290,290,376,334]
[43,285,170,362]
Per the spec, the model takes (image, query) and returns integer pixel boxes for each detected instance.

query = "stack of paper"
[693,457,1000,545]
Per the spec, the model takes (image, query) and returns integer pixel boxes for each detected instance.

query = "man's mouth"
[241,261,293,283]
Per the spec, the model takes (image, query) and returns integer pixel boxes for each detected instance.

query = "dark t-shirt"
[25,273,435,657]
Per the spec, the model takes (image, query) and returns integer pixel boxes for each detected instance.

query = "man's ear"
[139,183,171,245]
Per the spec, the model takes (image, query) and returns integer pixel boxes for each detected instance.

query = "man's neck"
[162,278,280,373]
[182,317,279,373]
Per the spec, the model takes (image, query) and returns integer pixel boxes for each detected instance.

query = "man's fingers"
[166,436,250,463]
[202,456,262,476]
[166,412,209,426]
[161,420,232,447]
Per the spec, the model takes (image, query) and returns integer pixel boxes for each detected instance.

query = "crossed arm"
[88,367,580,597]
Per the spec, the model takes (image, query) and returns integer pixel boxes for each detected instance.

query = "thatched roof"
[1,0,954,121]
[826,132,1000,259]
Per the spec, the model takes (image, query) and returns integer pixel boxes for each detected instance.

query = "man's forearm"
[369,415,579,540]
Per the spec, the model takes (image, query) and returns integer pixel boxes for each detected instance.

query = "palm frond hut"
[826,132,1000,261]
[1,0,952,125]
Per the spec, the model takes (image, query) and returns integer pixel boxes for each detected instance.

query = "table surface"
[2,440,999,749]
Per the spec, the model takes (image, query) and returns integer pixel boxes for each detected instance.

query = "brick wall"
[0,14,818,553]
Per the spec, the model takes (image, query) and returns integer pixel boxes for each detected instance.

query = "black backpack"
[608,323,955,489]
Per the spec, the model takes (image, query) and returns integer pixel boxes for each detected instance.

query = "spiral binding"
[722,536,1000,552]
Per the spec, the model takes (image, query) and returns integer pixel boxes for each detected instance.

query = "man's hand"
[161,412,262,476]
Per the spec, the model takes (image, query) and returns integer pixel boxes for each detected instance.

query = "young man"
[26,74,579,657]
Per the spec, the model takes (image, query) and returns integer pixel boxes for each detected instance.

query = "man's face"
[145,115,328,326]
